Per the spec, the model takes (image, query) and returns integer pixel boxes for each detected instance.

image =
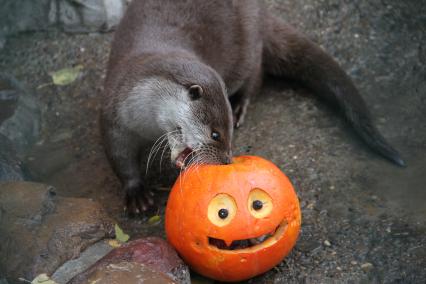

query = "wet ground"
[0,0,425,283]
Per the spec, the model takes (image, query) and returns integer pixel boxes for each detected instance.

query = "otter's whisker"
[146,130,178,175]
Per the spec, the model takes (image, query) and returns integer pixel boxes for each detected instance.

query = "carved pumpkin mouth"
[208,220,288,251]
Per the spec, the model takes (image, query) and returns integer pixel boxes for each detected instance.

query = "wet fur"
[101,0,404,214]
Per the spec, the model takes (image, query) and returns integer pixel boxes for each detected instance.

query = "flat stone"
[51,241,114,284]
[0,182,115,283]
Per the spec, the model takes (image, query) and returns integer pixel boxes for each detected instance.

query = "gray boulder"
[0,0,52,37]
[0,134,26,181]
[0,182,115,283]
[54,0,127,33]
[0,74,41,157]
[0,0,128,38]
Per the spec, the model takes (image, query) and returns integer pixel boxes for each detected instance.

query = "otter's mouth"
[208,220,287,251]
[175,147,193,168]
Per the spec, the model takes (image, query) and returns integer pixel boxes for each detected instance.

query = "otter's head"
[170,82,233,168]
[145,59,234,168]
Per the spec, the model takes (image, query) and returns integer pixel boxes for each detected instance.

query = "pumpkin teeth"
[208,229,275,250]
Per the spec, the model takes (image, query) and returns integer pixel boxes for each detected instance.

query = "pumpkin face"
[165,156,301,282]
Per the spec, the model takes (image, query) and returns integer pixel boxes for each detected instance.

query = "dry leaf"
[148,215,161,225]
[49,65,83,86]
[108,239,122,248]
[31,274,57,284]
[114,223,129,243]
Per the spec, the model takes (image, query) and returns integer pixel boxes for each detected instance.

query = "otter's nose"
[223,151,233,164]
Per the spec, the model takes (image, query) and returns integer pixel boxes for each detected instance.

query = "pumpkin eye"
[218,208,229,219]
[211,131,220,141]
[248,188,273,219]
[208,193,237,227]
[252,200,263,210]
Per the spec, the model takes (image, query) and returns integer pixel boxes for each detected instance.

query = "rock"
[26,142,76,180]
[0,0,51,38]
[0,0,128,38]
[69,237,190,284]
[51,241,114,284]
[0,134,26,181]
[0,76,19,125]
[79,262,174,284]
[360,262,374,272]
[55,0,127,33]
[0,182,115,283]
[0,74,41,157]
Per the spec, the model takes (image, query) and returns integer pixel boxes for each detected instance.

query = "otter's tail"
[262,16,405,167]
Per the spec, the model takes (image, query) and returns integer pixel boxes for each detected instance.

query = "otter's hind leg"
[262,15,404,166]
[103,127,154,216]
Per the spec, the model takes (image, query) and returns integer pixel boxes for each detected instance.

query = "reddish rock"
[83,262,174,284]
[69,237,190,284]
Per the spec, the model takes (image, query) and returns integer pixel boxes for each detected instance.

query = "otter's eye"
[188,85,203,100]
[218,208,229,219]
[211,131,220,141]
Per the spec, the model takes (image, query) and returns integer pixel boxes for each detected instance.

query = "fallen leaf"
[114,223,129,243]
[108,239,122,248]
[49,65,83,86]
[31,273,58,284]
[148,215,161,225]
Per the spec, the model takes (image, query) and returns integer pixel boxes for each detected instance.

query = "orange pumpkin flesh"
[165,156,301,282]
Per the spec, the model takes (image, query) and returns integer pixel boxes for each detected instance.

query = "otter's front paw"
[124,183,156,217]
[232,98,250,128]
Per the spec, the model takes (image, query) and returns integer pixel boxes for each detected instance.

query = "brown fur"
[101,0,404,215]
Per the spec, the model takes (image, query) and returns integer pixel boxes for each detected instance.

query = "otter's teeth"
[175,147,193,168]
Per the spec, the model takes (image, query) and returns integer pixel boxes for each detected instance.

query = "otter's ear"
[188,85,203,100]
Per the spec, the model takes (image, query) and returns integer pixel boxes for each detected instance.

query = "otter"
[101,0,404,215]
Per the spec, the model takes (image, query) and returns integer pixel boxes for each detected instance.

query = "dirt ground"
[0,0,425,283]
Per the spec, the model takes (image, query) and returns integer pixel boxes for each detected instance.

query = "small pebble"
[361,262,374,271]
[324,240,331,247]
[351,261,358,265]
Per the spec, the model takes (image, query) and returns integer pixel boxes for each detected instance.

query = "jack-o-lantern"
[165,155,301,282]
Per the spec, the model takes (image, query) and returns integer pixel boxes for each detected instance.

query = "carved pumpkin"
[165,155,301,282]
